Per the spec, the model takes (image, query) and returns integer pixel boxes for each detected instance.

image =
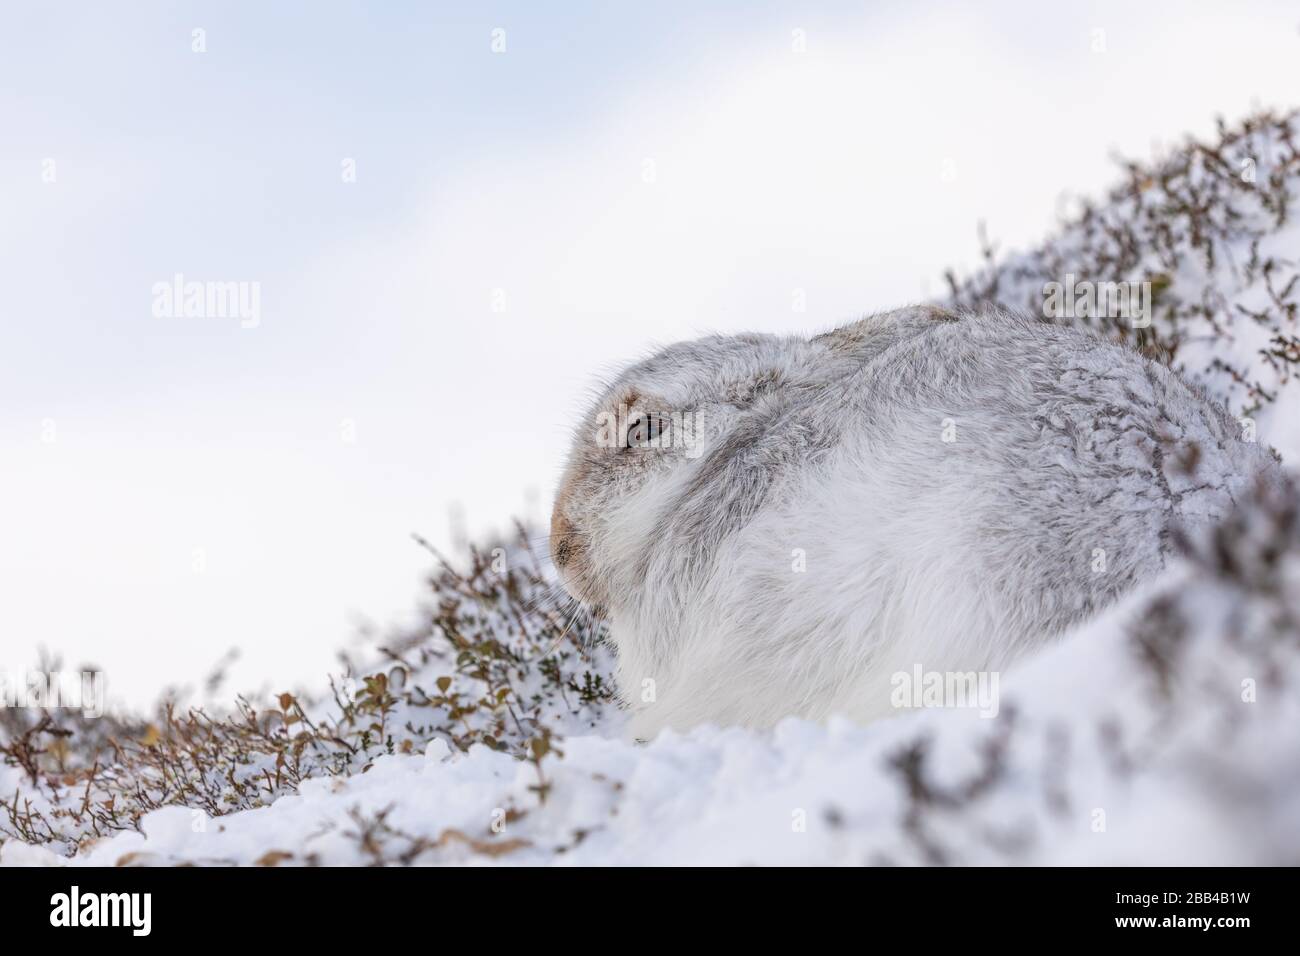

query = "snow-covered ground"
[5,488,1298,868]
[3,112,1299,866]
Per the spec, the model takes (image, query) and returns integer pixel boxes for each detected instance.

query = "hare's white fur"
[551,307,1279,739]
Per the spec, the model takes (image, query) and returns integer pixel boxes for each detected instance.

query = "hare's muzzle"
[551,479,605,606]
[550,508,577,570]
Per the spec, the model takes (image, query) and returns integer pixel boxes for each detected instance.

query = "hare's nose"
[551,509,576,568]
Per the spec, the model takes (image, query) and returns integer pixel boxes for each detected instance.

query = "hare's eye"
[626,415,668,448]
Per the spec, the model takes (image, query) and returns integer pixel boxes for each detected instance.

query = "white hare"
[551,306,1279,739]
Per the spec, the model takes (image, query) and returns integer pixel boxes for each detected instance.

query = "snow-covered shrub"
[947,109,1299,418]
[1,534,615,859]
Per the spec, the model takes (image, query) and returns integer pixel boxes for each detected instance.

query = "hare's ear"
[723,369,786,407]
[812,306,958,353]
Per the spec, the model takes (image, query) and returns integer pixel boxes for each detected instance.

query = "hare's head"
[550,332,836,613]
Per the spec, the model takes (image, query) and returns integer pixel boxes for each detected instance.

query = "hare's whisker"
[536,602,584,660]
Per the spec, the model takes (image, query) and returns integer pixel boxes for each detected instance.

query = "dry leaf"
[435,828,531,857]
[255,850,294,867]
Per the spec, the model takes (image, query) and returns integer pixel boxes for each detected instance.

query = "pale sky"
[2,1,1298,706]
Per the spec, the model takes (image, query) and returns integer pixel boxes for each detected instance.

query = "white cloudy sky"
[2,1,1297,705]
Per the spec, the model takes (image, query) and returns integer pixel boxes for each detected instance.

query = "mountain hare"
[551,306,1279,738]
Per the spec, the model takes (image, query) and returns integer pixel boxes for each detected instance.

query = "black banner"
[0,866,1286,941]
